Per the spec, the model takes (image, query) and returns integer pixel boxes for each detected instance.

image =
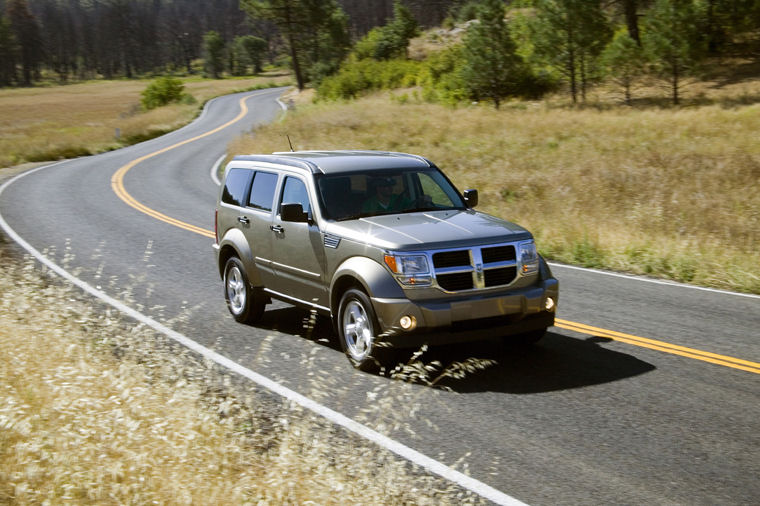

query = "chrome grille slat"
[430,243,518,292]
[435,266,474,275]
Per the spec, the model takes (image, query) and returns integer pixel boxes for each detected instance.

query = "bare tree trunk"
[672,64,679,105]
[623,0,640,45]
[283,1,305,90]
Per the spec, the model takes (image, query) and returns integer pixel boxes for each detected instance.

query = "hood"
[325,210,532,251]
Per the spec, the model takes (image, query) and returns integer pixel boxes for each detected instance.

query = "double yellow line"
[556,319,760,375]
[111,94,258,239]
[109,91,760,377]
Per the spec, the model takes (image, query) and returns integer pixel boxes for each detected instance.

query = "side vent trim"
[324,234,341,249]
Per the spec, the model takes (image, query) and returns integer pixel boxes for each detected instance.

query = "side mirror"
[463,189,478,208]
[280,202,309,223]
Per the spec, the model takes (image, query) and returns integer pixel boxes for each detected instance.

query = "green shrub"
[416,46,468,105]
[141,77,187,110]
[353,28,385,60]
[317,59,422,100]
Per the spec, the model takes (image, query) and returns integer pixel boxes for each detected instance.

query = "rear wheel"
[338,289,381,371]
[224,257,265,324]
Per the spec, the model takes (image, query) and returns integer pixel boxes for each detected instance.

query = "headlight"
[519,241,539,275]
[384,254,432,286]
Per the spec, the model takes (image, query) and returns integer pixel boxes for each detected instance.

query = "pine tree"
[241,0,349,89]
[6,0,43,85]
[372,1,420,60]
[602,29,646,105]
[642,0,705,105]
[461,0,527,108]
[203,31,226,79]
[0,15,18,86]
[234,35,268,74]
[530,0,612,103]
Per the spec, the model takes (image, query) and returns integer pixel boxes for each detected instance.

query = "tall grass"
[0,76,289,168]
[0,246,482,504]
[229,95,760,293]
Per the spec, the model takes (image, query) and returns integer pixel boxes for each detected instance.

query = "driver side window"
[280,176,310,215]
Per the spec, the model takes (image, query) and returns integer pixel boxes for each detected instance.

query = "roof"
[232,150,434,175]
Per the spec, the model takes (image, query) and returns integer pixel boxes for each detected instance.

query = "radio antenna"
[286,135,294,152]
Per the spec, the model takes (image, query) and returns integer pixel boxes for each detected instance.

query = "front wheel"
[224,257,265,324]
[337,289,381,371]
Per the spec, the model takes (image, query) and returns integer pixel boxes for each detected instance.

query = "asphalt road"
[2,88,758,505]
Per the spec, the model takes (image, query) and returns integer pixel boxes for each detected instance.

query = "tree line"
[2,0,759,107]
[317,0,760,106]
[0,0,460,87]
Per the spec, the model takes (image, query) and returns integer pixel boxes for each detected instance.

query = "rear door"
[217,167,253,241]
[241,169,280,288]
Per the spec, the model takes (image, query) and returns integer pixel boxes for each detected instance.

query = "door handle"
[270,225,284,234]
[237,216,250,225]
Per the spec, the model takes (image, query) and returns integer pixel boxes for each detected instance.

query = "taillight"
[214,209,219,244]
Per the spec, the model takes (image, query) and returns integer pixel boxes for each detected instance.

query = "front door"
[269,175,328,309]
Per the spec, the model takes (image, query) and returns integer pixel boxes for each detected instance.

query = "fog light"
[545,297,556,312]
[399,315,417,331]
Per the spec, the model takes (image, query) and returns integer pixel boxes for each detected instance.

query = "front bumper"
[370,278,558,347]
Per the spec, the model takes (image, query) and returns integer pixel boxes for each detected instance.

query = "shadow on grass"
[253,306,655,395]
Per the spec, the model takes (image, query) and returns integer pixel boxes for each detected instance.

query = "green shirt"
[361,193,410,214]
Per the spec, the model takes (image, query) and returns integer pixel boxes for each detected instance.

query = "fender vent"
[324,234,341,249]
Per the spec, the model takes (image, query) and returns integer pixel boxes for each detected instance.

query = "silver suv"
[214,151,558,369]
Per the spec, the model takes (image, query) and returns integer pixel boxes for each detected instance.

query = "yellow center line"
[111,93,258,239]
[109,92,760,377]
[555,318,760,375]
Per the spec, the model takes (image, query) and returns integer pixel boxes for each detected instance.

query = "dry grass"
[0,246,483,504]
[229,93,760,293]
[0,75,290,168]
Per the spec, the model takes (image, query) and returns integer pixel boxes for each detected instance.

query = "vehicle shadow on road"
[417,331,656,394]
[255,306,656,394]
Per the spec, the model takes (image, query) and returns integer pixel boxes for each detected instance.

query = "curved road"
[2,88,759,505]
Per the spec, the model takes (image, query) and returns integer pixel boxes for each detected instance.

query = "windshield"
[316,168,466,221]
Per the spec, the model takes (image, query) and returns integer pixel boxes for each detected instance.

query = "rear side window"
[221,168,251,207]
[248,171,278,212]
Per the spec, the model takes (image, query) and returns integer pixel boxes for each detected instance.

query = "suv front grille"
[482,245,516,263]
[484,267,517,287]
[437,272,475,291]
[433,250,470,268]
[430,244,519,292]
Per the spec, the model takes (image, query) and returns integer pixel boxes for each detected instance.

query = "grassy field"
[230,92,760,294]
[0,246,481,504]
[0,75,290,168]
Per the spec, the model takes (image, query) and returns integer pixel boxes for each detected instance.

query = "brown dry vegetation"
[0,75,288,168]
[229,93,760,294]
[0,246,482,504]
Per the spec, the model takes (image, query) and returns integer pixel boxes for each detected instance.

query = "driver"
[361,176,409,213]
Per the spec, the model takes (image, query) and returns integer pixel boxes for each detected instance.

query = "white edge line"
[0,165,527,506]
[548,262,760,300]
[210,154,226,186]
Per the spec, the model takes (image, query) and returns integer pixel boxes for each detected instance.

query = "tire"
[337,288,382,371]
[223,257,265,324]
